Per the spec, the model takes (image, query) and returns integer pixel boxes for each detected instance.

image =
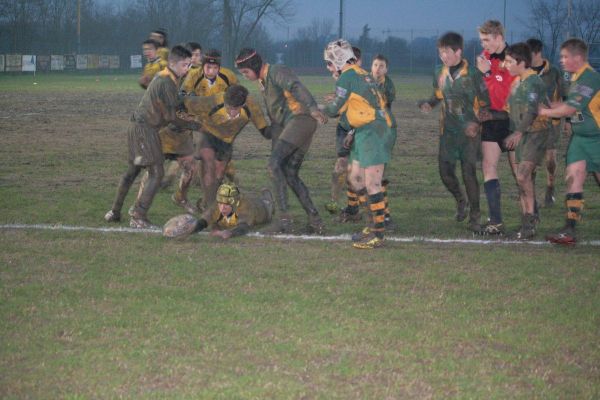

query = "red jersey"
[481,48,516,111]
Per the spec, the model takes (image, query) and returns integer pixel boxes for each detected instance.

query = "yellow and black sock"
[369,192,386,239]
[345,189,359,215]
[565,192,584,229]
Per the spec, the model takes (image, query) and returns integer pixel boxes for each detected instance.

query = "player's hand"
[210,229,232,239]
[311,110,328,125]
[478,109,493,122]
[343,131,354,149]
[476,55,491,74]
[503,131,522,151]
[323,93,336,102]
[464,122,479,138]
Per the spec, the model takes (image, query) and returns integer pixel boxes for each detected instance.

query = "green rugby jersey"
[566,63,600,137]
[508,69,549,133]
[431,59,489,134]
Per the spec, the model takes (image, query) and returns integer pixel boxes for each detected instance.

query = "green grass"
[1,72,600,398]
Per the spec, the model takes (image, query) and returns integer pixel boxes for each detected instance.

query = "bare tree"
[571,0,600,45]
[221,0,294,66]
[526,0,566,61]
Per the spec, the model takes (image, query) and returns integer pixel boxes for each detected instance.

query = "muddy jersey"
[258,63,319,126]
[141,57,167,88]
[566,63,600,138]
[481,47,517,112]
[182,66,238,96]
[133,68,182,129]
[203,194,271,231]
[508,70,549,133]
[183,92,267,143]
[377,74,397,128]
[432,59,489,134]
[533,59,567,102]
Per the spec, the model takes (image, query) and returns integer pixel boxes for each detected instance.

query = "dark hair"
[526,38,543,54]
[187,42,202,52]
[561,38,588,60]
[142,39,159,49]
[235,48,263,76]
[352,46,362,60]
[168,45,192,62]
[203,49,222,65]
[437,31,463,51]
[373,54,389,66]
[506,42,532,68]
[151,28,168,47]
[225,85,249,107]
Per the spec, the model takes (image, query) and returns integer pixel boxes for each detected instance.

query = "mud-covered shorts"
[127,120,164,166]
[439,130,480,164]
[349,117,394,167]
[566,134,600,172]
[159,125,194,158]
[545,121,562,151]
[198,131,233,162]
[515,130,548,165]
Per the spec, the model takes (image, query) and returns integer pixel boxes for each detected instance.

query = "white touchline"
[2,223,600,247]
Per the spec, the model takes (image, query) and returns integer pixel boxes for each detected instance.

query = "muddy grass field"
[1,72,600,398]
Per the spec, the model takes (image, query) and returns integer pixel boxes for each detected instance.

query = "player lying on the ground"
[162,183,274,239]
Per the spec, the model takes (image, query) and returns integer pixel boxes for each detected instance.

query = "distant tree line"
[0,0,597,71]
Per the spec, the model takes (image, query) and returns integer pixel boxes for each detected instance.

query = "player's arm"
[159,82,201,130]
[274,66,327,123]
[418,70,442,112]
[323,75,352,117]
[245,95,271,139]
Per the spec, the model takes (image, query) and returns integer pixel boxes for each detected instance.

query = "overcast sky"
[269,0,531,41]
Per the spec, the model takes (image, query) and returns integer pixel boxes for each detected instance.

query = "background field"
[1,72,599,398]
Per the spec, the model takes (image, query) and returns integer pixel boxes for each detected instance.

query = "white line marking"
[2,223,599,247]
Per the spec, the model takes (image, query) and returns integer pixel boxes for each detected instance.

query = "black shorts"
[335,123,351,158]
[198,132,233,162]
[481,119,510,152]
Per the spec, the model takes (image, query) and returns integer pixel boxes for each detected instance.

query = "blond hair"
[478,20,504,37]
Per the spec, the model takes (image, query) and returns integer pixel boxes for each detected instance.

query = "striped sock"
[382,179,390,218]
[369,192,386,239]
[346,189,359,215]
[565,192,584,229]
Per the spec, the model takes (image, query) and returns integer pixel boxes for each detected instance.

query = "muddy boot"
[546,226,577,245]
[468,211,481,233]
[338,206,362,223]
[263,213,294,234]
[307,213,325,235]
[104,209,121,223]
[455,200,468,222]
[260,188,275,218]
[510,213,536,241]
[172,193,198,214]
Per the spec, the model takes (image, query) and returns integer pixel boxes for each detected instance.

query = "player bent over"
[104,46,197,228]
[539,38,600,245]
[503,43,550,240]
[322,39,395,249]
[182,84,270,209]
[419,32,489,232]
[163,183,274,240]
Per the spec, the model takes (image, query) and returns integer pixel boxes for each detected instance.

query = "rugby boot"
[352,232,384,249]
[307,213,326,235]
[546,226,577,245]
[324,200,340,214]
[509,214,536,241]
[263,213,294,234]
[455,200,468,222]
[544,186,555,207]
[129,209,159,230]
[104,209,121,223]
[477,219,505,236]
[352,227,371,242]
[338,207,362,223]
[129,217,159,230]
[468,211,481,233]
[171,193,198,215]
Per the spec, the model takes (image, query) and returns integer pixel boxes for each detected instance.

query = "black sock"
[484,179,502,224]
